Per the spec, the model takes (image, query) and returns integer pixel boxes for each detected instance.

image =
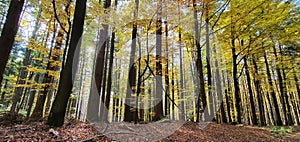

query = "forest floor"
[0,113,300,141]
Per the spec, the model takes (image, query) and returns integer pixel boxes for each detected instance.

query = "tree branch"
[52,0,68,33]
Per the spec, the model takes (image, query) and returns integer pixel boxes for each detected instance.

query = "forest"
[0,0,300,141]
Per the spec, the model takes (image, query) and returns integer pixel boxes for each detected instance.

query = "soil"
[0,116,299,142]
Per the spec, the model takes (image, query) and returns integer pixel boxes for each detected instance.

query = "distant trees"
[0,0,299,127]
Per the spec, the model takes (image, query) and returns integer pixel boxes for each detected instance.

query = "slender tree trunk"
[31,26,64,121]
[31,27,64,120]
[11,7,41,113]
[17,73,34,112]
[265,92,275,125]
[244,57,258,125]
[124,0,138,122]
[86,30,101,122]
[98,0,111,122]
[252,58,266,126]
[164,21,170,117]
[293,69,300,112]
[47,0,87,126]
[224,73,232,123]
[273,46,291,125]
[275,45,293,125]
[0,0,25,90]
[153,0,163,121]
[26,73,40,119]
[263,51,283,126]
[205,6,213,120]
[171,50,175,120]
[179,29,185,121]
[213,45,226,123]
[1,80,8,103]
[103,32,115,122]
[231,40,242,124]
[193,0,206,122]
[99,38,109,121]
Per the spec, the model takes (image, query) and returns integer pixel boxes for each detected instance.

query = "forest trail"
[1,118,300,142]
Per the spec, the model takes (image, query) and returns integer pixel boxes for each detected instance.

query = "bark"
[205,7,213,120]
[273,45,294,126]
[87,0,111,122]
[263,51,283,126]
[213,45,226,123]
[103,32,115,121]
[0,0,24,90]
[179,29,185,121]
[31,27,63,120]
[12,6,41,113]
[75,52,86,119]
[104,0,118,123]
[294,69,300,109]
[164,21,170,116]
[224,72,232,123]
[171,50,175,120]
[231,40,242,124]
[193,0,206,122]
[244,57,258,125]
[98,0,111,122]
[26,73,40,119]
[86,30,101,122]
[274,45,293,125]
[99,38,109,121]
[47,0,87,126]
[252,58,266,126]
[124,0,138,122]
[135,27,142,124]
[153,0,163,121]
[0,80,7,103]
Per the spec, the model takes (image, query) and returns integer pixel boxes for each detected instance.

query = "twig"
[120,122,135,132]
[80,132,139,142]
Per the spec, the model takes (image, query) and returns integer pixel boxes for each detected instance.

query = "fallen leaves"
[0,118,299,142]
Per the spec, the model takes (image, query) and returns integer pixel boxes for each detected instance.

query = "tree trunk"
[26,73,40,119]
[193,0,206,122]
[103,32,115,122]
[153,0,163,121]
[224,72,232,123]
[47,0,87,126]
[0,0,24,90]
[263,51,283,126]
[179,29,185,121]
[86,31,101,122]
[252,58,266,126]
[99,38,109,121]
[213,45,226,123]
[205,7,213,120]
[274,45,293,125]
[231,40,242,124]
[124,0,138,122]
[31,27,64,120]
[164,21,170,116]
[11,6,41,113]
[244,57,258,125]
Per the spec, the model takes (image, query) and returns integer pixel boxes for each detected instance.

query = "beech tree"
[0,0,25,92]
[47,0,87,127]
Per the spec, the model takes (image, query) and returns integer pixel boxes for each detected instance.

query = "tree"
[0,0,25,91]
[124,0,139,122]
[193,0,206,122]
[153,0,164,121]
[47,0,87,127]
